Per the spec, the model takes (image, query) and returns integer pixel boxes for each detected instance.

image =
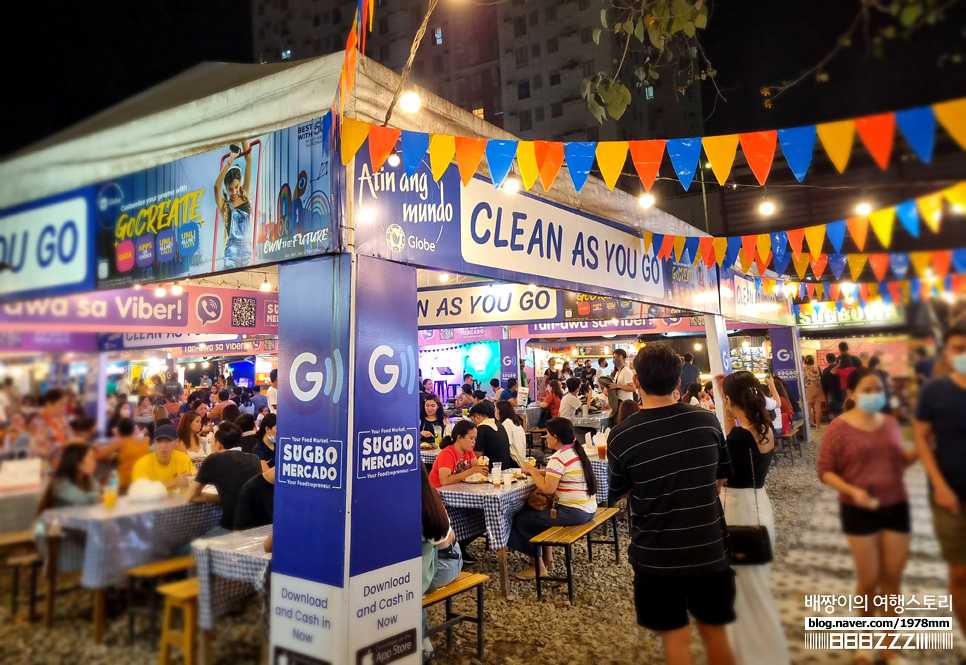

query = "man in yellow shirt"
[132,425,194,491]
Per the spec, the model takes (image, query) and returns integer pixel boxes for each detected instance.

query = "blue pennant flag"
[666,138,702,191]
[890,253,910,279]
[792,304,800,317]
[563,142,597,192]
[682,236,701,265]
[771,231,788,263]
[320,112,333,154]
[754,277,762,293]
[895,106,936,164]
[650,234,664,259]
[772,251,792,276]
[880,284,892,305]
[910,278,921,303]
[798,282,807,299]
[825,220,847,254]
[724,236,743,268]
[953,248,966,274]
[777,125,817,182]
[828,254,849,280]
[486,140,519,189]
[399,130,430,177]
[895,200,920,238]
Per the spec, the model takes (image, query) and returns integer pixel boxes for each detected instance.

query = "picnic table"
[193,525,272,630]
[40,495,221,642]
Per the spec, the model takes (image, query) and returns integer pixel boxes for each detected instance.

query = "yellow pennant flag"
[595,141,629,190]
[702,135,739,186]
[943,182,966,209]
[739,249,753,274]
[815,284,825,300]
[517,141,540,191]
[340,117,371,166]
[817,120,855,173]
[909,251,932,277]
[868,283,879,299]
[804,225,826,259]
[673,236,687,262]
[713,237,729,267]
[917,194,943,233]
[792,253,810,280]
[642,231,654,253]
[848,254,868,281]
[934,99,966,150]
[756,234,772,263]
[429,134,456,182]
[868,207,896,248]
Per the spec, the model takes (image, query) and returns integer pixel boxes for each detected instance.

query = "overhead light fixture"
[260,279,272,292]
[638,193,655,209]
[694,342,702,350]
[704,162,712,169]
[503,178,520,194]
[387,153,401,168]
[439,273,450,282]
[155,286,166,297]
[528,283,536,291]
[202,361,209,368]
[133,284,142,290]
[171,282,184,295]
[400,91,421,113]
[952,204,965,215]
[742,340,750,349]
[759,200,775,216]
[855,202,872,216]
[189,363,196,369]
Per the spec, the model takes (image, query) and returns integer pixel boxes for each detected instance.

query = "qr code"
[232,297,257,327]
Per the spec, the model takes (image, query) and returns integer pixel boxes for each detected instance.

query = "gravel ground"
[1,426,960,664]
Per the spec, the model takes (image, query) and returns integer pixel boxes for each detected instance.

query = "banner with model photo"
[95,114,337,287]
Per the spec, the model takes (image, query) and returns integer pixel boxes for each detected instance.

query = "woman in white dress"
[715,371,790,664]
[495,400,527,467]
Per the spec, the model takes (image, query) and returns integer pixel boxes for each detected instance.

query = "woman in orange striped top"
[509,418,597,579]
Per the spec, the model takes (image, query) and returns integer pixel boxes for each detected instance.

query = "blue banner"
[499,339,519,386]
[770,326,802,406]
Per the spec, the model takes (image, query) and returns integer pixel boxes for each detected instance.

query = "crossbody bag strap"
[749,447,762,527]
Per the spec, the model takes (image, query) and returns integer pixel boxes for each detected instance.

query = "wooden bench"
[422,572,488,660]
[530,506,620,604]
[127,555,195,648]
[159,577,199,665]
[1,530,40,622]
[774,426,801,464]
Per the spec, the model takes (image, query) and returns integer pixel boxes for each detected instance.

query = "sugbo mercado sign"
[354,141,720,314]
[417,282,560,328]
[0,189,95,302]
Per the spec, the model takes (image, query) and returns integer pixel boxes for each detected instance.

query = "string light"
[387,153,401,167]
[694,342,702,350]
[171,282,184,295]
[260,279,272,292]
[155,286,166,297]
[503,178,520,194]
[439,273,450,282]
[759,200,775,216]
[638,193,655,208]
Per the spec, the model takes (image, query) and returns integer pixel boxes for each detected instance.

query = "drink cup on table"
[478,456,489,472]
[582,404,589,418]
[503,471,513,486]
[596,441,608,459]
[103,488,118,509]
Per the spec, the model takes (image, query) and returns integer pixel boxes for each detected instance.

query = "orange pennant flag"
[340,117,371,166]
[755,251,772,276]
[454,137,487,186]
[516,141,540,191]
[756,234,772,263]
[854,113,895,170]
[739,131,778,185]
[858,284,871,302]
[845,216,869,251]
[804,225,826,259]
[868,207,896,249]
[700,237,716,268]
[429,134,456,182]
[792,253,810,280]
[659,235,676,260]
[702,135,739,186]
[817,120,855,173]
[868,254,890,282]
[536,141,565,191]
[741,235,758,264]
[673,235,687,262]
[933,250,953,278]
[596,141,629,190]
[917,194,943,233]
[848,254,868,281]
[713,237,729,267]
[367,125,401,172]
[888,281,903,304]
[809,253,828,279]
[642,231,654,253]
[785,228,805,260]
[806,283,816,300]
[909,251,931,278]
[830,283,841,301]
[934,99,966,150]
[628,140,665,192]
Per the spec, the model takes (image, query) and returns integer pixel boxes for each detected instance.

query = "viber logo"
[368,344,417,394]
[289,348,344,404]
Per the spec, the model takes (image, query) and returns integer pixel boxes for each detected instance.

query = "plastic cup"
[582,404,589,418]
[503,471,513,486]
[103,490,118,509]
[596,443,608,459]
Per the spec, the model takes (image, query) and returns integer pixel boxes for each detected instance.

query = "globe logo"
[386,224,406,253]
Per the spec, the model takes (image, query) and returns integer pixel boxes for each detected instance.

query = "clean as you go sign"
[417,282,560,328]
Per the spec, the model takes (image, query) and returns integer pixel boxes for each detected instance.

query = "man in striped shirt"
[608,343,736,665]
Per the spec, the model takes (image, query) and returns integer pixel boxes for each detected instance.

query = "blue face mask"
[954,354,966,376]
[268,434,276,444]
[856,393,886,414]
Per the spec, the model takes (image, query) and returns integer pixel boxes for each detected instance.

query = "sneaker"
[462,550,478,564]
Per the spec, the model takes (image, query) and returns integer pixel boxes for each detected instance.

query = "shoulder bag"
[724,448,773,566]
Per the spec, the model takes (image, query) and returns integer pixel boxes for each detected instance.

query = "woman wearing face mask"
[253,413,277,470]
[818,368,918,665]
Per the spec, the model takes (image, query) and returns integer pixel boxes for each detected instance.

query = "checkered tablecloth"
[525,404,543,430]
[40,496,222,588]
[420,448,441,466]
[569,414,611,430]
[193,525,272,630]
[438,479,535,550]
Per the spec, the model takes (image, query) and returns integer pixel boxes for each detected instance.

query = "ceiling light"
[439,273,450,282]
[188,363,196,369]
[387,153,401,168]
[704,162,712,169]
[133,284,142,290]
[171,282,184,295]
[952,204,965,214]
[759,201,775,216]
[855,202,872,216]
[503,177,520,194]
[638,193,655,208]
[528,283,536,291]
[155,286,166,297]
[400,91,421,113]
[202,361,209,368]
[260,279,272,292]
[693,342,702,350]
[742,340,750,348]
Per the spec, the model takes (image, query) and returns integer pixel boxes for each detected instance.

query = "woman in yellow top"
[94,418,150,492]
[131,424,194,491]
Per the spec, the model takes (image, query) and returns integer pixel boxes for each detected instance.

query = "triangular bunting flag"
[683,236,701,265]
[953,248,966,274]
[934,99,966,150]
[741,235,758,264]
[786,228,805,260]
[754,277,763,293]
[933,250,953,278]
[755,251,772,276]
[943,182,966,209]
[701,237,716,269]
[485,140,518,188]
[739,131,778,185]
[659,235,676,261]
[340,117,371,166]
[830,283,841,301]
[917,194,943,233]
[848,254,868,281]
[399,130,430,176]
[804,225,826,259]
[809,253,828,279]
[858,284,871,302]
[815,284,826,300]
[817,120,855,173]
[642,232,654,253]
[846,215,869,251]
[429,134,456,182]
[895,200,920,238]
[724,236,743,268]
[739,249,753,274]
[536,141,565,192]
[888,281,903,304]
[666,138,703,190]
[825,220,847,254]
[909,251,932,278]
[702,135,739,186]
[713,237,729,267]
[828,254,848,280]
[563,142,596,192]
[868,254,890,282]
[869,207,896,248]
[628,140,665,192]
[909,279,921,303]
[777,125,817,182]
[771,231,789,264]
[454,137,487,186]
[854,113,895,170]
[773,251,792,276]
[596,141,629,190]
[756,234,772,264]
[651,234,664,258]
[367,125,401,172]
[673,236,687,262]
[792,253,810,280]
[895,106,936,163]
[890,253,910,279]
[516,141,540,190]
[806,283,816,299]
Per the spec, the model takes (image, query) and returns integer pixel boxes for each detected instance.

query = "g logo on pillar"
[776,349,792,363]
[368,344,417,394]
[289,347,344,404]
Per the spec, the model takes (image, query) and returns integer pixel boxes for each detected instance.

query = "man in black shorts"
[608,343,736,665]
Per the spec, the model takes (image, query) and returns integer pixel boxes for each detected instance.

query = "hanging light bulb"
[759,200,775,216]
[202,361,209,368]
[693,342,702,350]
[387,153,401,168]
[528,283,537,291]
[855,202,872,216]
[188,363,196,369]
[503,177,520,194]
[133,284,142,290]
[638,193,655,208]
[171,282,184,295]
[260,279,272,292]
[155,286,166,297]
[439,273,450,283]
[399,91,421,113]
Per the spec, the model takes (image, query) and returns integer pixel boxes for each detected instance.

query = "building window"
[580,27,593,44]
[645,85,655,100]
[535,106,545,122]
[551,102,563,117]
[513,16,527,37]
[531,43,540,58]
[519,110,533,132]
[547,37,558,53]
[434,27,443,44]
[517,80,530,100]
[332,8,341,23]
[379,17,388,33]
[313,14,320,27]
[473,107,485,119]
[545,6,557,21]
[528,10,538,27]
[515,46,528,68]
[533,74,542,90]
[281,46,292,60]
[583,60,596,76]
[549,72,561,86]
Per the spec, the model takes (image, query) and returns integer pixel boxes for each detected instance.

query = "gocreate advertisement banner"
[417,282,560,328]
[95,114,337,287]
[353,142,720,314]
[0,187,96,302]
[349,256,422,665]
[272,255,350,664]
